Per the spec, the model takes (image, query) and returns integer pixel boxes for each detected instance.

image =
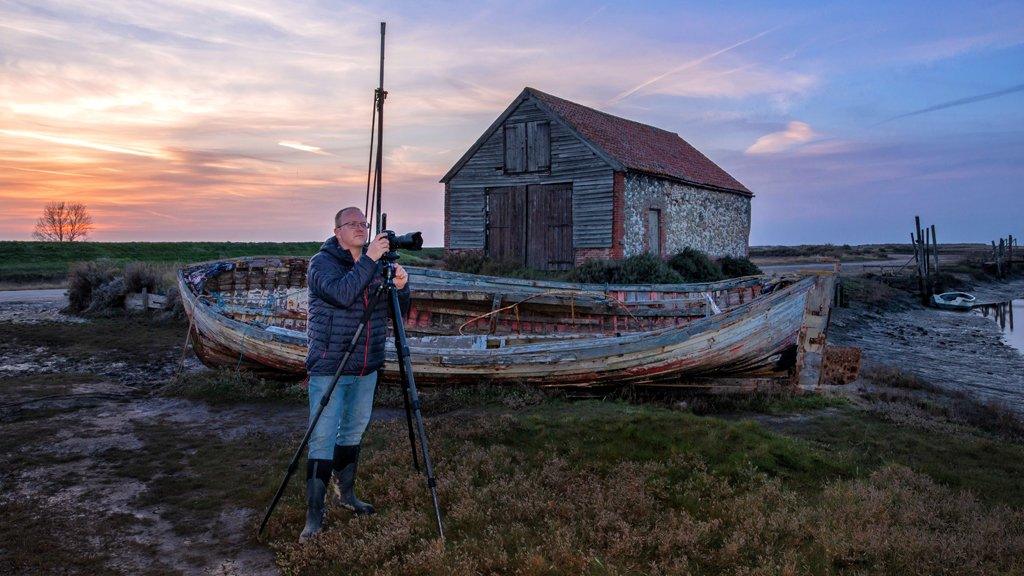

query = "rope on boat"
[456,289,642,335]
[176,312,196,378]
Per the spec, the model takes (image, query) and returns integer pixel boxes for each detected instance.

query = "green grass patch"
[161,368,305,404]
[490,400,852,490]
[781,405,1024,506]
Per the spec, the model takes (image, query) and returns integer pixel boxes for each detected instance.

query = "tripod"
[258,254,445,541]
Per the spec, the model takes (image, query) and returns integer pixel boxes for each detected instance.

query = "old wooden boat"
[180,256,765,339]
[177,256,834,386]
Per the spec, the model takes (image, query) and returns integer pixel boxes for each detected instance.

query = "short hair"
[334,206,363,228]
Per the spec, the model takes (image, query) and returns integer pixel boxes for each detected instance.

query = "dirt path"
[0,288,67,303]
[830,278,1024,412]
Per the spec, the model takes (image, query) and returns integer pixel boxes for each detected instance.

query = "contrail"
[607,25,781,105]
[877,83,1024,125]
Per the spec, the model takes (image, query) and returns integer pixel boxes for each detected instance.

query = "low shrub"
[613,253,683,284]
[443,252,487,274]
[66,260,119,313]
[667,248,724,282]
[567,259,618,283]
[718,256,762,278]
[123,261,164,293]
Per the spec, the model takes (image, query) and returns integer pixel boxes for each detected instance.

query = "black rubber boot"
[299,458,332,542]
[332,444,375,515]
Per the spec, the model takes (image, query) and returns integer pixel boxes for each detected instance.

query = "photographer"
[300,206,410,542]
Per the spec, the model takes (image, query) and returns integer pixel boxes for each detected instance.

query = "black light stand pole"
[373,22,386,235]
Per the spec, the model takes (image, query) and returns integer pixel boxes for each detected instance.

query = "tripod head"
[377,212,422,269]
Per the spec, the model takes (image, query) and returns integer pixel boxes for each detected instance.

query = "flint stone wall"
[623,173,751,259]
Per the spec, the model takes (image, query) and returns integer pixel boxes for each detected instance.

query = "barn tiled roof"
[526,87,751,196]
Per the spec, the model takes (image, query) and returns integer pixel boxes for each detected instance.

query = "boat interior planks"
[182,256,765,337]
[177,256,834,387]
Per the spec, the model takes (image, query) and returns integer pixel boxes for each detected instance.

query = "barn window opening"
[504,121,550,173]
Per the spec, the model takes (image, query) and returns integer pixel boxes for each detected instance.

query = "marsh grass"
[374,382,549,414]
[269,400,1024,575]
[161,368,305,404]
[0,316,186,364]
[863,365,1024,441]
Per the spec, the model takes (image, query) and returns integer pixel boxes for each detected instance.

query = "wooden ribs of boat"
[177,256,835,387]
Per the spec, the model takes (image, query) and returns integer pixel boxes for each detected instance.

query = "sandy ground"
[830,278,1024,412]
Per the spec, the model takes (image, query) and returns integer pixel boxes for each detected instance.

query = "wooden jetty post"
[1009,234,1015,273]
[914,217,927,304]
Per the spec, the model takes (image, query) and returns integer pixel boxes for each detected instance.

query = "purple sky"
[1,0,1021,245]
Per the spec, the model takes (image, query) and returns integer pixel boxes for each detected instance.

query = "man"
[301,206,410,542]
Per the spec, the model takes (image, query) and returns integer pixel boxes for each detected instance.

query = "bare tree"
[32,201,94,242]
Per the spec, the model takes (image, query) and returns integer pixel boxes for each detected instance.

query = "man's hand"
[393,263,408,289]
[366,233,390,262]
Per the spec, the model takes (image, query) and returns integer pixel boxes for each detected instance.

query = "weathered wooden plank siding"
[447,97,614,249]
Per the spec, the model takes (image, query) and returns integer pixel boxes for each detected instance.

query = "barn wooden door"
[527,183,574,271]
[485,186,526,264]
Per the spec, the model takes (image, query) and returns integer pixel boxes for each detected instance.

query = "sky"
[1,0,1022,245]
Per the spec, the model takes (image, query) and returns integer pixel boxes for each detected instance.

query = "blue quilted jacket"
[305,237,410,376]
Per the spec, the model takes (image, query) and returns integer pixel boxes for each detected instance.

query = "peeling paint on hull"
[177,257,832,387]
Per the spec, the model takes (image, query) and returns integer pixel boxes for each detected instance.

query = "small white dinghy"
[932,292,977,311]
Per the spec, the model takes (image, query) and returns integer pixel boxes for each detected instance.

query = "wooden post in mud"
[993,240,1001,278]
[1009,235,1015,273]
[999,238,1006,278]
[925,227,934,291]
[914,217,928,305]
[931,224,939,275]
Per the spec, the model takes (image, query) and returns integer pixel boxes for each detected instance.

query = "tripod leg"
[258,281,387,538]
[391,310,420,471]
[388,287,445,541]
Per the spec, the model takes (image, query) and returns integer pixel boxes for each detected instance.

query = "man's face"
[334,209,369,249]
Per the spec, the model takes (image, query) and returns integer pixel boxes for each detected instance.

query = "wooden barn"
[442,87,753,271]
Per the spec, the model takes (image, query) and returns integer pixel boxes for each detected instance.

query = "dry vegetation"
[266,399,1024,576]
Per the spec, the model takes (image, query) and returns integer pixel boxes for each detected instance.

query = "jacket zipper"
[360,287,370,376]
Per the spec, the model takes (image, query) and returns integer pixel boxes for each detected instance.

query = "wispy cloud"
[607,25,781,105]
[278,141,333,155]
[0,129,170,159]
[745,121,818,154]
[877,83,1024,125]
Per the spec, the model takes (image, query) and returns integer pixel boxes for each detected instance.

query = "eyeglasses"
[336,221,371,230]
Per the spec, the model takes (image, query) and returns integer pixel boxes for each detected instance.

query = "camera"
[385,230,423,252]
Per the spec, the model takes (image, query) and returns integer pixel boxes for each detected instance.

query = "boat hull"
[178,258,832,387]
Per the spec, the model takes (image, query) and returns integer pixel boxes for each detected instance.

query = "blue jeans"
[307,372,378,460]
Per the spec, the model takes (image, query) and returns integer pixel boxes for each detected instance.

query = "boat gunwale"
[177,262,817,357]
[177,254,766,293]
